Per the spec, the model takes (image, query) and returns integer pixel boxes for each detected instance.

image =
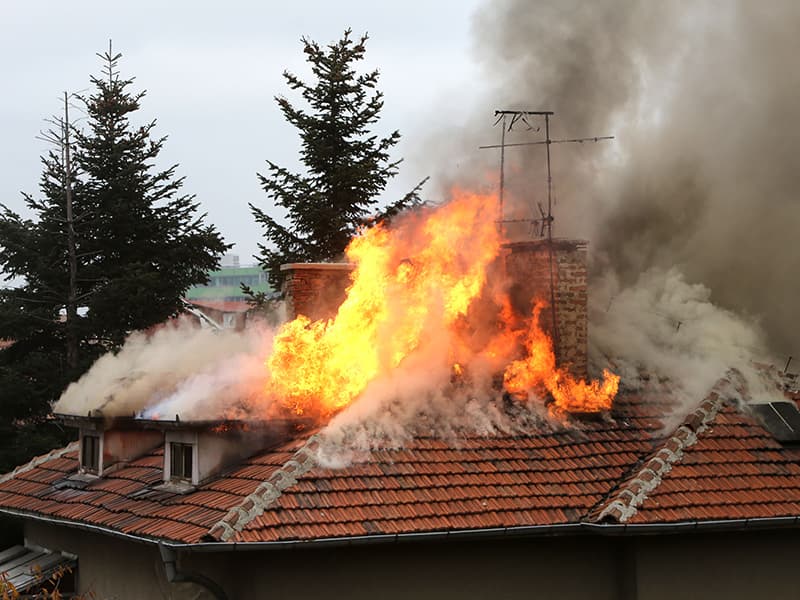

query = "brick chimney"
[280,263,354,321]
[280,245,589,379]
[503,239,588,379]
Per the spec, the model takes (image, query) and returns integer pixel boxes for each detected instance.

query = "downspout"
[159,543,229,600]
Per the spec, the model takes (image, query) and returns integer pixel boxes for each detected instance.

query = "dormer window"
[164,431,198,486]
[80,432,101,474]
[170,442,194,481]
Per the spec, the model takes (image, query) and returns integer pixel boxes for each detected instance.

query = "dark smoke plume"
[429,0,800,358]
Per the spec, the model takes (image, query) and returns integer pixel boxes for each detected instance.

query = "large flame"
[503,303,620,414]
[265,188,618,418]
[268,189,500,415]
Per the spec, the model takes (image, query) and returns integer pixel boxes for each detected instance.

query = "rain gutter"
[3,506,799,552]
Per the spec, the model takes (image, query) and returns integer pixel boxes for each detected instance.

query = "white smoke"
[54,318,277,420]
[588,267,784,417]
[318,316,552,460]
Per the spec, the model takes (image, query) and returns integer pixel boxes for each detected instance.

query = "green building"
[186,264,270,302]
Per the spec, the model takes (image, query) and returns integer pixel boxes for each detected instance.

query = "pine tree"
[74,46,229,347]
[250,29,425,287]
[0,105,88,471]
[0,46,228,470]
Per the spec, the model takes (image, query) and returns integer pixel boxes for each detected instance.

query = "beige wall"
[226,536,622,600]
[24,521,217,600]
[634,530,800,600]
[22,521,800,600]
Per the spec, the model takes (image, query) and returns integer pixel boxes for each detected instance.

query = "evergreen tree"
[250,29,425,287]
[74,47,229,347]
[0,111,89,471]
[0,46,227,471]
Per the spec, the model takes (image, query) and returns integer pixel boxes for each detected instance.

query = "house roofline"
[4,505,799,553]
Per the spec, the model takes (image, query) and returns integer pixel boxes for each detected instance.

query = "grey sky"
[4,1,797,358]
[0,0,485,264]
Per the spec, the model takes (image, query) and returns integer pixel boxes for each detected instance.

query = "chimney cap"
[503,238,587,252]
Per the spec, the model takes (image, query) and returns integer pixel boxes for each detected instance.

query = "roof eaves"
[6,504,800,554]
[171,515,800,552]
[0,505,172,545]
[591,372,744,523]
[206,434,323,542]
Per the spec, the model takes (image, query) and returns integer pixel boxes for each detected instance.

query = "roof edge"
[591,369,746,524]
[280,263,354,272]
[5,506,798,553]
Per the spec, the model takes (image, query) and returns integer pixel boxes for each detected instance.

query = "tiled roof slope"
[2,383,800,544]
[589,372,800,524]
[0,434,314,544]
[209,397,664,542]
[609,403,800,523]
[0,395,666,544]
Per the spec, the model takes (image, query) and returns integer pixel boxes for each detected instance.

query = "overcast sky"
[0,0,486,264]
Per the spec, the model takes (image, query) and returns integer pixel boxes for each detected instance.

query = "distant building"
[185,299,251,330]
[219,253,240,268]
[186,255,270,302]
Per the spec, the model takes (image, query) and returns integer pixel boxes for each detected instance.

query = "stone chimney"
[503,239,588,379]
[280,263,354,321]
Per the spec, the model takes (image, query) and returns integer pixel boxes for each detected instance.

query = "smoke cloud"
[589,267,783,420]
[54,319,277,420]
[54,2,799,446]
[448,0,800,359]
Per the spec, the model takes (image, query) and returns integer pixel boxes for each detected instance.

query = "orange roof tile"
[2,374,800,544]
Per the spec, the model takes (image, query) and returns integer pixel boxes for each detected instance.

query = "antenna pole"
[499,114,506,236]
[543,113,559,358]
[63,92,78,371]
[545,113,553,240]
[480,109,612,368]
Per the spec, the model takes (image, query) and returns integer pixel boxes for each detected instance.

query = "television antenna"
[480,110,614,239]
[479,110,613,360]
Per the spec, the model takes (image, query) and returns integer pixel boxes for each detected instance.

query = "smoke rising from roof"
[430,0,799,357]
[589,267,783,418]
[52,2,798,441]
[54,320,278,420]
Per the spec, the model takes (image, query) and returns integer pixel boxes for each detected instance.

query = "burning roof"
[54,187,619,429]
[3,374,800,546]
[22,184,793,547]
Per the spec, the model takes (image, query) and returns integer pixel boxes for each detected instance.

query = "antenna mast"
[480,110,613,361]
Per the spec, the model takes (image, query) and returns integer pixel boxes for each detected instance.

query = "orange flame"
[503,303,620,413]
[265,187,619,418]
[267,189,501,416]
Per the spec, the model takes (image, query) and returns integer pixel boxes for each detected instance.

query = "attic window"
[81,433,100,473]
[170,442,194,481]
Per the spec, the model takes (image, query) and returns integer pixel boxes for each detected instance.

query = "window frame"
[169,442,194,481]
[80,432,101,474]
[164,432,198,485]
